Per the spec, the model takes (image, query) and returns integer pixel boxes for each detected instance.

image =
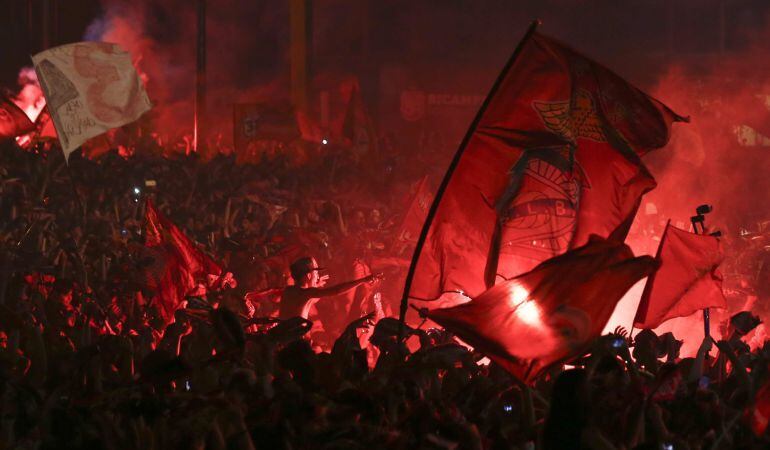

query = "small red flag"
[408,28,685,303]
[144,200,222,321]
[747,377,770,436]
[81,134,113,159]
[338,82,378,156]
[633,223,726,329]
[393,176,433,253]
[35,106,58,139]
[0,96,35,140]
[427,236,657,382]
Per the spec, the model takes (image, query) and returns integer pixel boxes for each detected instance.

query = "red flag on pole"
[747,378,770,436]
[0,96,35,140]
[405,25,686,305]
[338,82,378,156]
[633,223,726,330]
[392,176,433,254]
[144,200,222,321]
[426,236,657,382]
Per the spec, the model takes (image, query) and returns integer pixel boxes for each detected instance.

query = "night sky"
[2,0,769,93]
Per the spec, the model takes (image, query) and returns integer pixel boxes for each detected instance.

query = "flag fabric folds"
[408,28,685,302]
[144,200,222,321]
[0,96,35,139]
[748,379,770,436]
[35,106,58,140]
[15,106,59,151]
[393,176,433,254]
[427,236,657,382]
[32,42,152,160]
[339,83,378,157]
[633,223,726,330]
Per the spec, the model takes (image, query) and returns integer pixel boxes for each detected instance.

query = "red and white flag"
[32,42,152,160]
[633,223,726,329]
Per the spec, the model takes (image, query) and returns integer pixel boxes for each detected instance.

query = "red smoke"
[13,67,45,122]
[86,0,291,146]
[82,2,770,353]
[606,21,770,354]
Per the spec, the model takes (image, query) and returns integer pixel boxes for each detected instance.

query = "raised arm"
[306,273,382,298]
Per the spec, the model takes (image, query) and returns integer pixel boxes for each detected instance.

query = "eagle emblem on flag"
[533,90,606,143]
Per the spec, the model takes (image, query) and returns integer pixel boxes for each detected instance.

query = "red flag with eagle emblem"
[407,28,686,303]
[426,236,657,382]
[144,200,222,321]
[633,223,726,329]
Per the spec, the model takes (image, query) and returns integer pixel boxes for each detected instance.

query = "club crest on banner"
[499,147,591,259]
[533,90,607,143]
[501,157,580,256]
[547,304,593,350]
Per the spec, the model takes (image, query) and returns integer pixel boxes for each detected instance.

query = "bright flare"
[509,285,529,306]
[507,284,542,326]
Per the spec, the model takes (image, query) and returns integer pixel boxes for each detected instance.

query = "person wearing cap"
[279,256,383,320]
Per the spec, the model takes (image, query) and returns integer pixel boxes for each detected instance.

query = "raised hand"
[346,312,376,332]
[367,272,384,284]
[613,326,629,339]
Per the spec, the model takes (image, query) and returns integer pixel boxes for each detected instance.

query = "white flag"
[32,42,152,160]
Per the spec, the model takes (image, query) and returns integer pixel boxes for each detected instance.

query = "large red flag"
[633,223,726,329]
[0,96,35,140]
[144,200,222,321]
[427,236,657,382]
[406,25,686,305]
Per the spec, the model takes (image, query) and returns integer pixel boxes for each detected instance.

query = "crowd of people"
[1,126,770,449]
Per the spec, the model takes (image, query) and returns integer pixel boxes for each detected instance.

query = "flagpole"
[631,219,669,333]
[690,205,715,338]
[194,0,207,154]
[397,19,542,342]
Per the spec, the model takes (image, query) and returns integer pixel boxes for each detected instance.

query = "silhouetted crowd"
[2,134,770,450]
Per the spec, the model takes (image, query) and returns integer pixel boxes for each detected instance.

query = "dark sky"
[2,0,769,90]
